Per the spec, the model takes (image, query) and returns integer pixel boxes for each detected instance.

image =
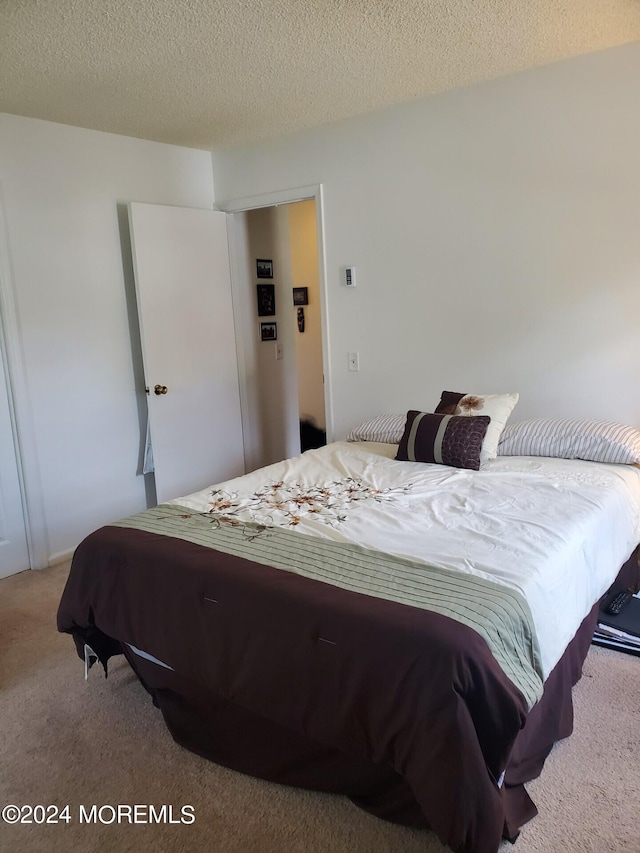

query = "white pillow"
[434,391,519,465]
[498,418,640,464]
[347,414,406,444]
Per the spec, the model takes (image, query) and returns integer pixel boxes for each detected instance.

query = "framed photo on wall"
[256,283,276,316]
[256,258,273,278]
[260,322,277,341]
[292,287,308,306]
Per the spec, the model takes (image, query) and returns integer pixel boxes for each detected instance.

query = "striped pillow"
[396,411,490,470]
[347,414,406,444]
[497,418,640,464]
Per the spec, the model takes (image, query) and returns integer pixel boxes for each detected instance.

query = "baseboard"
[47,548,74,568]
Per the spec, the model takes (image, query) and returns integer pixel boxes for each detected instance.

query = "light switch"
[275,342,283,360]
[348,352,359,372]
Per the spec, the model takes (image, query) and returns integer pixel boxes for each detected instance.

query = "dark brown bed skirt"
[121,546,640,847]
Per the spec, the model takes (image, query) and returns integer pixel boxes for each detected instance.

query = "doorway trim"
[0,185,49,569]
[218,184,334,444]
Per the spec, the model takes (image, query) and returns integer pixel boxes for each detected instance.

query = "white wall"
[212,43,640,439]
[3,42,640,564]
[0,113,215,563]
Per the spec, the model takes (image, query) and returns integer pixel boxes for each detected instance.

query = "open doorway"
[285,200,326,453]
[226,192,328,474]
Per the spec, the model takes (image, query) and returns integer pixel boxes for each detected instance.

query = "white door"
[129,203,245,504]
[0,332,29,578]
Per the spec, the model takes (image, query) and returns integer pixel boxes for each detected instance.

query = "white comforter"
[170,441,640,679]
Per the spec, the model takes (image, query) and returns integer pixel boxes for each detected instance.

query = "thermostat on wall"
[344,266,356,287]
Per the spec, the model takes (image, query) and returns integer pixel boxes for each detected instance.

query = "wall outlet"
[348,352,359,372]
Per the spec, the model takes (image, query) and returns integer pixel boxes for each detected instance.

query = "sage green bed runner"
[113,503,544,708]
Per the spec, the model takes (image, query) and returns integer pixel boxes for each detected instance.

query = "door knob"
[154,384,168,395]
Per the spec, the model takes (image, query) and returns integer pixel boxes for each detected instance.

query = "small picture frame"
[256,283,276,316]
[260,322,277,341]
[256,258,273,278]
[292,286,308,306]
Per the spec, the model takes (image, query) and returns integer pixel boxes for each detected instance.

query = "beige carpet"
[1,563,639,853]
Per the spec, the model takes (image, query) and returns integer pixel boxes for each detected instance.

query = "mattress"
[167,440,640,678]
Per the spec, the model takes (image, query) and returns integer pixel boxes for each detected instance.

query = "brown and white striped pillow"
[396,411,490,470]
[497,418,640,464]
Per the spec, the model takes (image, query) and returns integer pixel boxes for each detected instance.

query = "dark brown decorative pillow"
[396,410,491,470]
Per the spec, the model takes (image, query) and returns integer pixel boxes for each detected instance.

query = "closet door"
[129,203,244,504]
[0,332,29,577]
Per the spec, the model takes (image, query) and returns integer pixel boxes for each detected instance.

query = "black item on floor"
[598,594,640,637]
[300,419,326,452]
[592,589,640,655]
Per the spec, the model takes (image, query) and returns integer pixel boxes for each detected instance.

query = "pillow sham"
[396,410,490,471]
[347,413,406,444]
[434,391,519,464]
[497,418,640,464]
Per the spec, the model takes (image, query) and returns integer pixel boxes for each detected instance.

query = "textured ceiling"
[1,1,639,150]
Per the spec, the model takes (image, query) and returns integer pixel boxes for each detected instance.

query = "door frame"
[0,186,49,569]
[218,184,334,445]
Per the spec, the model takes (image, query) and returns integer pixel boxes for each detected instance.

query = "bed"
[57,410,640,853]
